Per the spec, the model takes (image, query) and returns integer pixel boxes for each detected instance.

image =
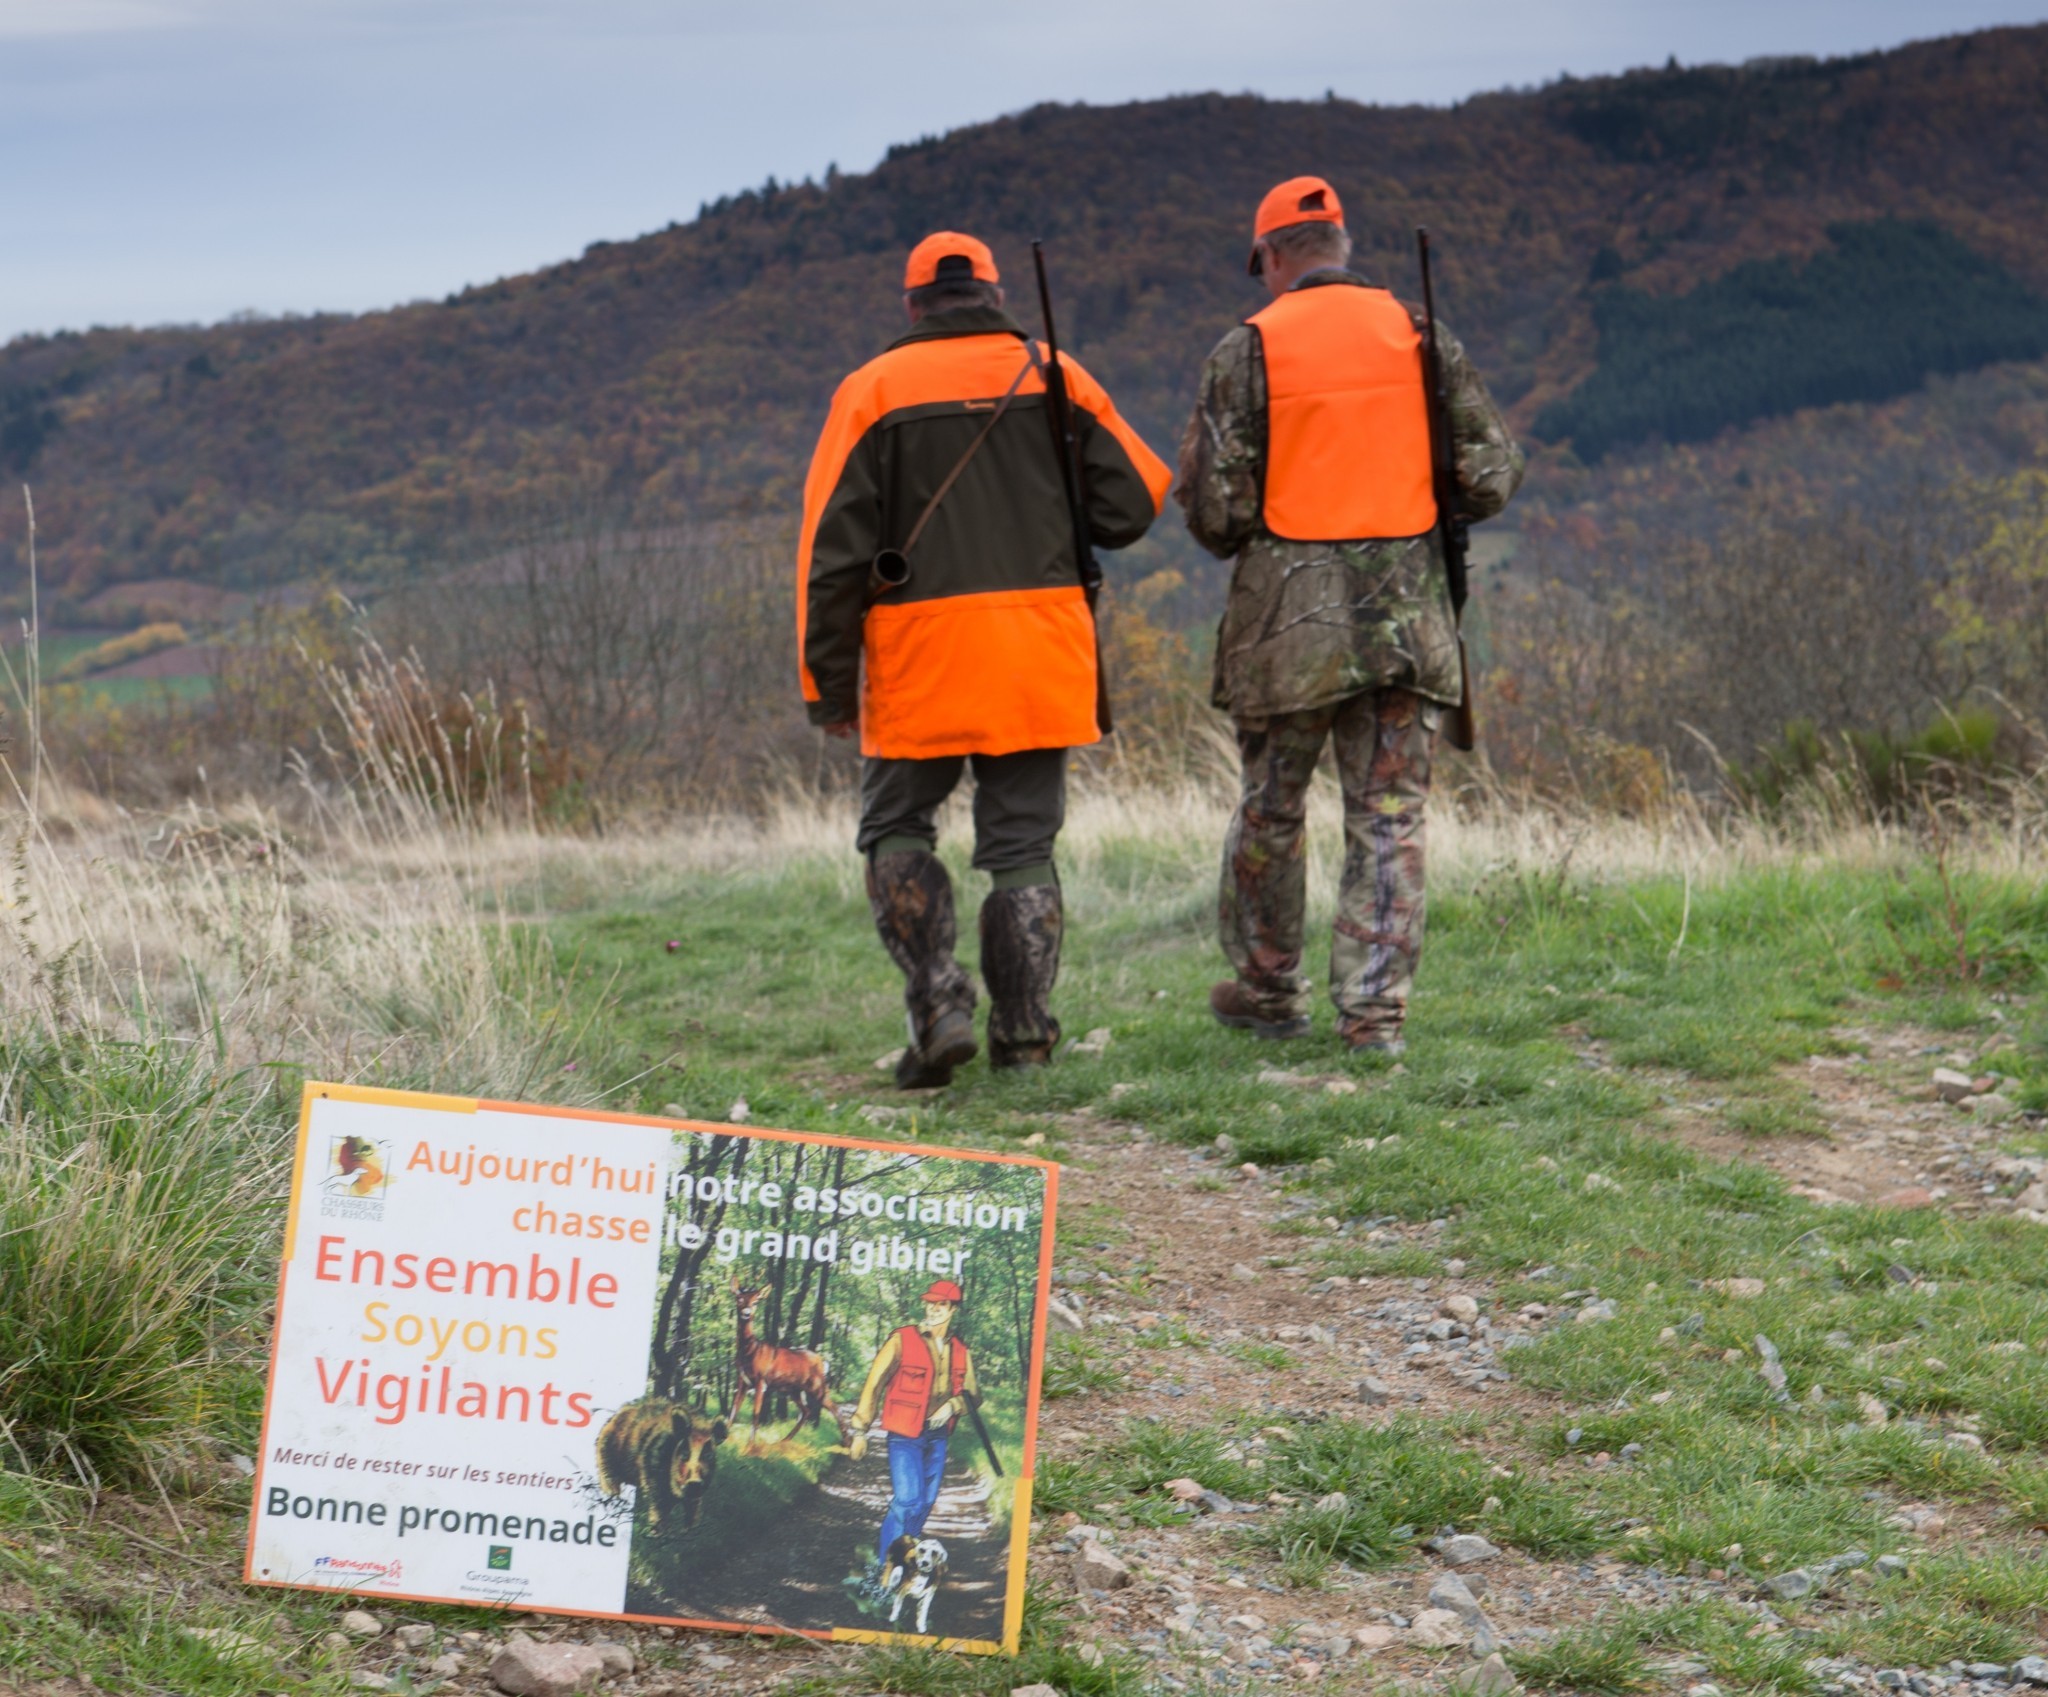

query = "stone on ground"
[1073,1541,1132,1590]
[1409,1608,1468,1648]
[1462,1652,1522,1697]
[1428,1573,1483,1619]
[1438,1533,1501,1566]
[341,1610,384,1639]
[393,1623,434,1651]
[489,1636,609,1697]
[1932,1066,1974,1102]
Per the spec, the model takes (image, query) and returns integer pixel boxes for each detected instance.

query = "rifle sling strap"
[897,351,1036,560]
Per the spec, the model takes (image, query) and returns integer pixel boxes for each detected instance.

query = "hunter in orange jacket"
[798,233,1169,1088]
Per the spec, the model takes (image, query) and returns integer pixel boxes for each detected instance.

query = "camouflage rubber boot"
[980,882,1063,1069]
[865,850,978,1089]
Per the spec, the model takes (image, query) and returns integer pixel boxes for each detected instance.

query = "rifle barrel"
[1030,242,1093,585]
[1031,239,1113,734]
[1417,225,1478,752]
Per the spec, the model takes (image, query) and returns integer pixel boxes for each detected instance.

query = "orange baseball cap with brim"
[923,1280,965,1303]
[904,232,999,290]
[1249,176,1346,274]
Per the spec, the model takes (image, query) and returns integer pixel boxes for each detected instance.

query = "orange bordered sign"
[247,1083,1059,1656]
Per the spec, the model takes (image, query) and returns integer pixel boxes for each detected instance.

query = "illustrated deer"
[730,1279,840,1439]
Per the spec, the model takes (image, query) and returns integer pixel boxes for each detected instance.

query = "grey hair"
[906,278,1004,318]
[1262,220,1353,269]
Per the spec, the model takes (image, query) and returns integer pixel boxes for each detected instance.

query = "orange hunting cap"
[1249,175,1346,274]
[904,232,999,290]
[923,1280,965,1304]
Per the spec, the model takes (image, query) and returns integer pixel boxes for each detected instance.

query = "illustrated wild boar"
[595,1398,728,1531]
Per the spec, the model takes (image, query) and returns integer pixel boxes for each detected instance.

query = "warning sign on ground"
[247,1083,1057,1654]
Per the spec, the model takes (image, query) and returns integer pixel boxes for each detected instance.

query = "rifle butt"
[1445,635,1477,753]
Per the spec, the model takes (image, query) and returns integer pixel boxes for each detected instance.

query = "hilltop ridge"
[5,23,2048,605]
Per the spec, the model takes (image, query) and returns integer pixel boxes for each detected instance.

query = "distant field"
[2,630,217,706]
[58,673,216,706]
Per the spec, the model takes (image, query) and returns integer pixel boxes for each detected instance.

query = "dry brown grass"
[6,618,2044,1076]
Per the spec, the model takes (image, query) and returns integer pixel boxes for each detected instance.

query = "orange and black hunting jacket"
[798,305,1171,760]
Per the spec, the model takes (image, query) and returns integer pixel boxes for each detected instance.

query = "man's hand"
[823,720,856,740]
[849,1431,869,1461]
[926,1398,960,1430]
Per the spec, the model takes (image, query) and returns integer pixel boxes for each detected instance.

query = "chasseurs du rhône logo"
[319,1134,392,1220]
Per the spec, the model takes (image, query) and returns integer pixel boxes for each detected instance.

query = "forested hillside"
[4,23,2048,607]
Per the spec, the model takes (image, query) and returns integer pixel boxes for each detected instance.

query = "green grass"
[1507,1619,1654,1693]
[0,1036,291,1483]
[6,823,2047,1690]
[528,840,2048,1677]
[781,1588,1148,1695]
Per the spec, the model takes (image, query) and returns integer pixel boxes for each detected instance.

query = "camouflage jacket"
[1175,270,1525,720]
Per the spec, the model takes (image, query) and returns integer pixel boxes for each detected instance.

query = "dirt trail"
[357,1047,2044,1692]
[1655,1020,2036,1211]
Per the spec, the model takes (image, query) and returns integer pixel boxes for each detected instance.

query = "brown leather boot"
[981,883,1063,1069]
[866,850,977,1088]
[1209,980,1311,1040]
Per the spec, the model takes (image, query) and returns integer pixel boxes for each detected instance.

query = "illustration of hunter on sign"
[614,1134,1046,1645]
[248,1086,1054,1656]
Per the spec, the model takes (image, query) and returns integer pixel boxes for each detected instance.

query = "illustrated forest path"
[637,1419,1008,1643]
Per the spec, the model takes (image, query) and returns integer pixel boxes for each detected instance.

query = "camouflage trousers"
[1219,688,1439,1041]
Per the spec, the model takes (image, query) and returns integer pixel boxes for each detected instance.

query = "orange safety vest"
[879,1326,969,1439]
[1247,283,1438,543]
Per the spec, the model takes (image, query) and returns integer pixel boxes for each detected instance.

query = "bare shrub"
[1481,474,2048,801]
[379,501,797,798]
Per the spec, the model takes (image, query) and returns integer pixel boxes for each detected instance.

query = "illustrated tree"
[649,1131,749,1403]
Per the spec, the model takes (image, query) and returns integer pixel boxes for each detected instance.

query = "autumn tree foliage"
[4,26,2048,605]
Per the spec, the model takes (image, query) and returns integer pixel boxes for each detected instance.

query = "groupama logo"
[487,1546,513,1570]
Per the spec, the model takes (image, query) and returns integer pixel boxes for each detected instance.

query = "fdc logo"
[328,1135,389,1197]
[487,1546,513,1571]
[319,1135,392,1221]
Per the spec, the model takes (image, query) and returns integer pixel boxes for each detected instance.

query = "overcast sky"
[1,0,2040,343]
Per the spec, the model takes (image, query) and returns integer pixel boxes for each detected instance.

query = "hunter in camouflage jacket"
[1175,271,1525,719]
